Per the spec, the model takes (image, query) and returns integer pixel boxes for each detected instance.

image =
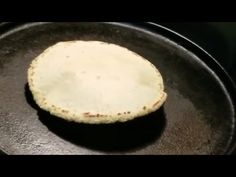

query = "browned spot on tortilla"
[153,100,160,108]
[97,114,106,117]
[62,109,69,113]
[127,111,131,114]
[117,113,121,115]
[88,115,96,118]
[143,106,146,110]
[124,112,126,114]
[96,76,101,80]
[83,112,90,116]
[66,56,69,58]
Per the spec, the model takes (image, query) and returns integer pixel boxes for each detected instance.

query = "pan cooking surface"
[0,22,235,154]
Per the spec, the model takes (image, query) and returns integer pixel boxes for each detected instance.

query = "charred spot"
[117,113,121,116]
[127,111,131,114]
[143,106,146,110]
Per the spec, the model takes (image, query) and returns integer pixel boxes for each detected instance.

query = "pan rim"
[0,22,235,154]
[146,22,236,154]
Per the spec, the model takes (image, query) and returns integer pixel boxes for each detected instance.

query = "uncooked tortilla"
[28,41,167,124]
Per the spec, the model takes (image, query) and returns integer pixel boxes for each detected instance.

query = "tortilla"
[28,41,167,124]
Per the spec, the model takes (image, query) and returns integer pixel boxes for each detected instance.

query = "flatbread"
[28,41,167,124]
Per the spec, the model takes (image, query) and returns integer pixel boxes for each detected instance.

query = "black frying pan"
[0,22,235,155]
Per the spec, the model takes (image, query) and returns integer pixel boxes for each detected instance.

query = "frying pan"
[0,22,235,155]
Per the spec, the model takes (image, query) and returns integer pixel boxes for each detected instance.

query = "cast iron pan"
[0,22,235,155]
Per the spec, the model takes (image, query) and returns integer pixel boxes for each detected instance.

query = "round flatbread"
[28,41,167,124]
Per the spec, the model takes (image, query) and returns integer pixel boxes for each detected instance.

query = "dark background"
[159,22,236,83]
